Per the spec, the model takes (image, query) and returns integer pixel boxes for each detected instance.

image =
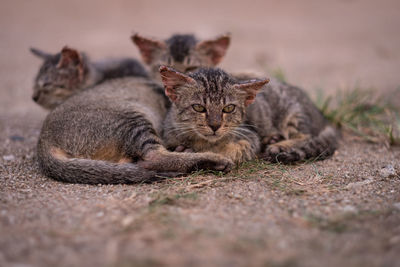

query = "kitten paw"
[191,153,234,173]
[262,143,305,164]
[261,134,285,145]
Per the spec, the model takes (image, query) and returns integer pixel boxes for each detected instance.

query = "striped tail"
[37,144,176,184]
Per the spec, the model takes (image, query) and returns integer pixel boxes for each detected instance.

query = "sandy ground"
[1,0,400,266]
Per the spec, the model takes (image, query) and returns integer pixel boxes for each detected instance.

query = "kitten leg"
[215,140,255,164]
[139,145,233,173]
[261,133,309,163]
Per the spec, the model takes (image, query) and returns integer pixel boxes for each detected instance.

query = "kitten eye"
[192,104,206,113]
[223,104,235,113]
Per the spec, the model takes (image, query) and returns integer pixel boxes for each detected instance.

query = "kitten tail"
[37,143,174,184]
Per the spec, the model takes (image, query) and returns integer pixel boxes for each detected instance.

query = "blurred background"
[1,0,399,116]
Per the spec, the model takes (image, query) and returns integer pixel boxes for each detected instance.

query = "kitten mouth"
[200,132,224,142]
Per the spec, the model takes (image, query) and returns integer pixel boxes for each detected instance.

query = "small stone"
[393,202,400,211]
[3,155,15,161]
[342,205,357,214]
[96,211,104,217]
[379,164,397,178]
[345,178,374,189]
[121,215,135,227]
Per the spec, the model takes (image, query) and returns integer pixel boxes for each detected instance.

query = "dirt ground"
[1,0,400,266]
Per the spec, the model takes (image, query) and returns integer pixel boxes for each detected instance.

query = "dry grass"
[314,87,400,146]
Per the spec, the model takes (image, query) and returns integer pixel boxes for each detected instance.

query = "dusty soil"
[1,0,400,266]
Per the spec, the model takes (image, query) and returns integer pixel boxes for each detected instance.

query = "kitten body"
[36,33,233,184]
[160,67,338,164]
[37,76,233,184]
[30,47,148,109]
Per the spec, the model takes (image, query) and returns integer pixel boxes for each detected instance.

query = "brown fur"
[37,76,233,184]
[160,67,339,164]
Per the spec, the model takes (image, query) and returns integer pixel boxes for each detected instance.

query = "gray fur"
[165,34,197,63]
[161,67,339,164]
[30,47,148,110]
[37,77,233,184]
[132,33,230,81]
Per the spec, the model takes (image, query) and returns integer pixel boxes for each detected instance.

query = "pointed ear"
[57,46,83,68]
[196,33,231,65]
[233,78,270,106]
[30,47,52,60]
[159,65,196,102]
[131,33,166,64]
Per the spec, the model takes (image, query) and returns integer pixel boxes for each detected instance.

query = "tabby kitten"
[30,46,148,109]
[160,66,339,164]
[132,33,230,81]
[37,76,233,184]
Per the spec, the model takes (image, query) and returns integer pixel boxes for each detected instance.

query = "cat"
[36,75,233,184]
[160,66,339,164]
[30,46,148,109]
[36,33,235,184]
[132,33,230,81]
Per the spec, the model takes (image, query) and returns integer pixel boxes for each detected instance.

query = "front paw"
[261,143,305,164]
[190,153,234,173]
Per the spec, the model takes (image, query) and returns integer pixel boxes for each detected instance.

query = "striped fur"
[30,46,148,110]
[161,67,339,164]
[132,33,230,81]
[37,77,233,184]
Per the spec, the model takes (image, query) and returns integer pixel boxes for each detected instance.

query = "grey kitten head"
[30,46,89,109]
[160,66,269,143]
[132,33,230,81]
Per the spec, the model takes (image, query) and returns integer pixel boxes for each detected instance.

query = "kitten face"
[160,66,269,143]
[132,33,230,81]
[31,47,87,109]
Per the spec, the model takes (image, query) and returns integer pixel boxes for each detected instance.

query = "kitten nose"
[208,123,221,132]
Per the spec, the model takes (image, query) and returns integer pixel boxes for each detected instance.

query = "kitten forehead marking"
[166,34,198,63]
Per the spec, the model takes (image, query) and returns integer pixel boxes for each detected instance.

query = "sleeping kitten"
[30,46,148,109]
[132,33,230,81]
[160,66,339,164]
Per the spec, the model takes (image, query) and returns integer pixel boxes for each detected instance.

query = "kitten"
[37,75,233,184]
[132,33,230,81]
[160,66,339,164]
[30,46,148,109]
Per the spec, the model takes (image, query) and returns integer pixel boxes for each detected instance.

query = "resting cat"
[30,46,148,109]
[31,33,230,110]
[37,75,233,184]
[160,66,339,164]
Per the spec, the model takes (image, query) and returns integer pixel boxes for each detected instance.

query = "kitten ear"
[30,47,52,60]
[131,33,166,64]
[57,46,83,68]
[159,65,196,102]
[234,78,270,106]
[196,33,231,65]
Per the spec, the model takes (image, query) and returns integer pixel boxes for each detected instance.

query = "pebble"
[3,155,15,161]
[345,178,374,189]
[342,205,357,214]
[393,202,400,211]
[379,164,397,178]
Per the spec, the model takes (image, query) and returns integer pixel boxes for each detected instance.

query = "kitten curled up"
[160,66,339,165]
